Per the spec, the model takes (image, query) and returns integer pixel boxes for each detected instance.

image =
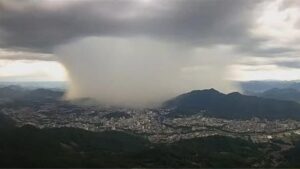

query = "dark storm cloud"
[0,0,260,53]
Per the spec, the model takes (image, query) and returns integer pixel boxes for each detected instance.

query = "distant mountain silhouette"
[0,85,26,99]
[164,89,300,120]
[239,80,300,93]
[258,88,300,103]
[0,86,64,107]
[24,88,63,100]
[0,85,63,101]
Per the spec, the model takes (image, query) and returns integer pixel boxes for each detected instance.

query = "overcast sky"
[0,0,299,82]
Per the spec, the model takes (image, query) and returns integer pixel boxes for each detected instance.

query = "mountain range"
[2,85,300,120]
[0,85,63,104]
[164,89,300,120]
[239,80,300,93]
[250,88,300,103]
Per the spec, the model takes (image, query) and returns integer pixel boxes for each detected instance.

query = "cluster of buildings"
[2,102,300,143]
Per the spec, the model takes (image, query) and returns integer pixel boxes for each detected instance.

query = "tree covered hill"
[0,124,265,168]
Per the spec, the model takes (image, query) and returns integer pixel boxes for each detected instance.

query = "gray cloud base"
[0,0,260,52]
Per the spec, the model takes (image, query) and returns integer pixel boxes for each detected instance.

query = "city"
[3,100,300,144]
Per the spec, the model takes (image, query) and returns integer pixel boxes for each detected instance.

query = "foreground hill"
[0,113,15,129]
[164,89,300,120]
[3,113,300,168]
[0,119,265,168]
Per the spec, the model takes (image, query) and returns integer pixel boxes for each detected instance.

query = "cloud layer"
[0,0,299,106]
[0,0,259,52]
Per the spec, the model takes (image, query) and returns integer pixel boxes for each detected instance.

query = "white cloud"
[0,60,67,81]
[251,0,300,48]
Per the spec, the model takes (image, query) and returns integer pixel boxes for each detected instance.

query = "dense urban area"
[3,101,300,144]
